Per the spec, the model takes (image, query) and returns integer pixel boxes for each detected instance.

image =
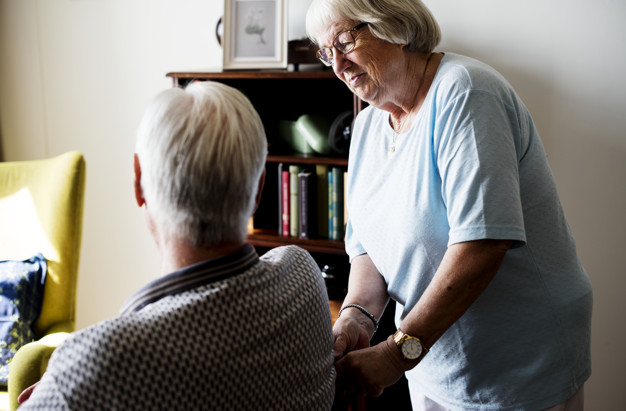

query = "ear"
[252,168,266,213]
[133,153,146,207]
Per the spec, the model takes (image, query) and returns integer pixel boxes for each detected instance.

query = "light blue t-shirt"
[345,53,592,410]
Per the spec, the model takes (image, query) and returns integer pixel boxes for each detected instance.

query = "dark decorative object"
[288,39,322,70]
[329,111,353,154]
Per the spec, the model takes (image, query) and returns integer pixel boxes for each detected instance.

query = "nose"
[332,51,351,75]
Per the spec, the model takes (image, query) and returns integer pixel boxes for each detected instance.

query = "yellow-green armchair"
[0,151,85,410]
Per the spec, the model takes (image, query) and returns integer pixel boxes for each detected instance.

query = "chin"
[352,87,375,105]
[357,92,378,107]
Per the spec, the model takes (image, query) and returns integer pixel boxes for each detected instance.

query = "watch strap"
[393,329,428,360]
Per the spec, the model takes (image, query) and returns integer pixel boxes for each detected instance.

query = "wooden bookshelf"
[166,70,355,257]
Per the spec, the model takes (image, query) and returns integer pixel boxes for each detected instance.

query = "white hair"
[306,0,441,52]
[135,81,267,247]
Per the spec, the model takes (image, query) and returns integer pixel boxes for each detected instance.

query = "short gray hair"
[306,0,441,53]
[135,81,267,248]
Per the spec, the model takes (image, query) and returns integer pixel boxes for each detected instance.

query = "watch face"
[402,337,423,360]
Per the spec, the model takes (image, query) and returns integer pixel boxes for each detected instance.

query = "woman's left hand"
[334,336,407,397]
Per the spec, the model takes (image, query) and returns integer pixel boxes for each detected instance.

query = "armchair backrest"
[0,151,86,337]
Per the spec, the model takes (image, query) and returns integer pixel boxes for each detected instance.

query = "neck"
[156,234,244,276]
[388,52,436,130]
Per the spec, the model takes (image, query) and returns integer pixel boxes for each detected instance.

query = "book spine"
[332,167,344,241]
[328,170,334,240]
[277,163,283,236]
[315,164,329,238]
[281,170,290,236]
[289,165,300,237]
[276,164,345,241]
[298,172,310,239]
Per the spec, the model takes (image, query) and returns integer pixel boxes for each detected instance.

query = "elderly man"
[19,82,335,409]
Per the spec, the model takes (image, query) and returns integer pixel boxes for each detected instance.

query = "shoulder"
[434,53,513,97]
[352,105,387,146]
[260,245,319,273]
[354,104,382,128]
[258,245,327,300]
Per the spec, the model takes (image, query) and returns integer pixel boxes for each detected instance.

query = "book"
[328,170,333,240]
[277,163,283,236]
[249,160,277,232]
[315,164,329,238]
[281,169,290,236]
[298,170,316,239]
[289,165,300,237]
[331,167,344,241]
[275,163,346,241]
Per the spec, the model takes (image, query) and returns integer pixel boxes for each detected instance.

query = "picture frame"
[223,0,288,70]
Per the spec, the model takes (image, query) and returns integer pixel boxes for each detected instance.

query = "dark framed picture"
[223,0,288,70]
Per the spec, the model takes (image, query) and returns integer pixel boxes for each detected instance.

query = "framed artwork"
[223,0,288,70]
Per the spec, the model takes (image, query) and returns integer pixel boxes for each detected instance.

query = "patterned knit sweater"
[21,245,336,410]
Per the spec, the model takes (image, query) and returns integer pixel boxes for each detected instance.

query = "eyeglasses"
[316,22,370,67]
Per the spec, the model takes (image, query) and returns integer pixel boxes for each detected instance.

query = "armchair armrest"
[7,323,73,411]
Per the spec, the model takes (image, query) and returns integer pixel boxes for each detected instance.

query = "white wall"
[1,0,225,324]
[1,0,624,408]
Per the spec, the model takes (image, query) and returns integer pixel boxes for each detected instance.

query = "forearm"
[340,254,389,331]
[332,254,389,358]
[400,239,512,350]
[333,240,512,395]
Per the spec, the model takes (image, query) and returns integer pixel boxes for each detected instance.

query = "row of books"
[278,163,347,241]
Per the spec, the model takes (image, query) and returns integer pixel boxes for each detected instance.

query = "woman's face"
[318,21,405,108]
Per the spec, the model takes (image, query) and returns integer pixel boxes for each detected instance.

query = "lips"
[347,73,364,87]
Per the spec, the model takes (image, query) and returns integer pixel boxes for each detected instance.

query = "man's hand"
[334,336,407,397]
[17,381,40,405]
[332,314,374,360]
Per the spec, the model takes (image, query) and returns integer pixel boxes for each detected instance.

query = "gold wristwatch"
[393,329,428,361]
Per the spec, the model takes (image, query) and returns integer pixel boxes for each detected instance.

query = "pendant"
[389,130,398,157]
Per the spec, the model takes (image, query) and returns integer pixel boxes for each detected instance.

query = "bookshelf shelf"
[248,229,346,255]
[166,69,337,83]
[267,154,348,167]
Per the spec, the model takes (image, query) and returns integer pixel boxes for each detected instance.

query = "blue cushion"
[0,254,46,387]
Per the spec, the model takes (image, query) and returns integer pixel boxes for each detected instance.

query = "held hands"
[333,313,410,397]
[334,336,407,398]
[333,315,372,360]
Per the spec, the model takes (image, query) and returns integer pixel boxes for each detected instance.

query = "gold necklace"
[388,53,433,156]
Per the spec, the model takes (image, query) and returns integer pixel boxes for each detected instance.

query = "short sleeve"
[434,89,526,247]
[344,218,367,262]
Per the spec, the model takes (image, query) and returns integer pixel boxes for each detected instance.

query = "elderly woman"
[306,0,593,410]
